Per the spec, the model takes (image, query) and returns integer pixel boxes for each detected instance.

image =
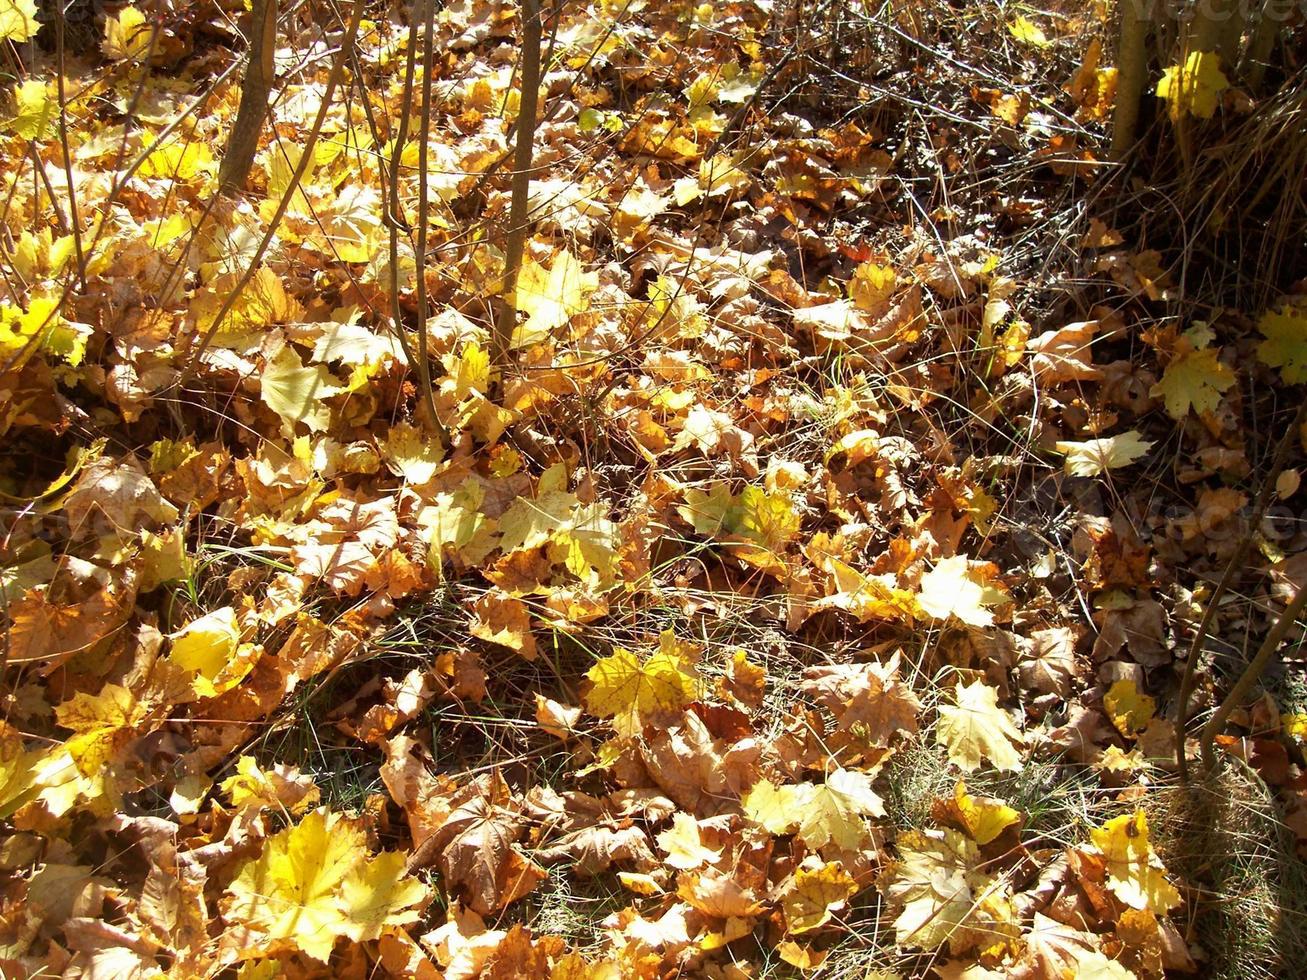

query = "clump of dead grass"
[1150,767,1307,980]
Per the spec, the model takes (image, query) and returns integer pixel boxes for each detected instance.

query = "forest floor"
[2,0,1307,977]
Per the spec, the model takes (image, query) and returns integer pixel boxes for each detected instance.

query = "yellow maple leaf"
[783,862,858,934]
[1103,678,1156,738]
[468,589,537,660]
[815,555,920,624]
[678,482,801,575]
[742,778,810,835]
[497,477,619,588]
[1067,38,1118,122]
[0,296,80,369]
[54,684,151,776]
[102,5,153,61]
[442,341,492,401]
[169,606,260,699]
[0,0,37,42]
[1073,951,1138,979]
[1088,809,1181,911]
[584,643,699,736]
[1150,346,1235,419]
[917,555,1005,627]
[220,755,320,814]
[419,484,497,570]
[261,344,344,434]
[1256,303,1307,383]
[616,871,664,896]
[849,261,897,312]
[883,828,1019,955]
[0,722,45,819]
[1282,713,1307,740]
[936,680,1024,773]
[938,780,1022,845]
[138,131,214,181]
[512,250,596,349]
[657,811,723,870]
[797,768,885,850]
[1007,15,1052,47]
[1055,430,1154,477]
[4,79,54,141]
[380,421,445,484]
[222,808,427,962]
[1157,51,1229,122]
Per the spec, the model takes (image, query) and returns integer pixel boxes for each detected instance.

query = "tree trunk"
[1110,0,1150,161]
[218,0,278,195]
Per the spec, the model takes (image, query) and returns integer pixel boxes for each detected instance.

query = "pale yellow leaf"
[512,250,596,349]
[261,344,344,434]
[0,0,38,43]
[103,5,153,61]
[1055,431,1153,477]
[1088,809,1181,911]
[935,681,1024,773]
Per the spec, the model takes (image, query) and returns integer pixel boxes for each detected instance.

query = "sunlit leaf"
[1150,347,1235,418]
[0,0,38,42]
[935,780,1021,845]
[882,828,1018,955]
[260,345,344,434]
[220,755,320,814]
[918,555,1004,627]
[797,768,885,850]
[103,5,153,61]
[1157,51,1229,122]
[169,606,260,699]
[584,641,699,737]
[657,812,723,870]
[783,862,858,934]
[512,250,596,349]
[1007,15,1051,47]
[935,680,1025,773]
[1103,678,1156,738]
[1055,431,1154,477]
[222,808,427,962]
[4,80,54,140]
[1088,809,1181,911]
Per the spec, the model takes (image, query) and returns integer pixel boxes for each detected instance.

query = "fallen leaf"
[1151,346,1234,418]
[657,812,724,870]
[936,681,1025,773]
[584,643,699,737]
[933,780,1021,845]
[1103,679,1156,738]
[261,344,344,434]
[783,862,858,934]
[797,767,886,850]
[1087,809,1181,911]
[0,0,38,43]
[512,250,597,349]
[918,556,1004,627]
[469,590,537,659]
[1007,15,1051,47]
[221,808,427,962]
[1256,303,1307,383]
[1055,431,1154,477]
